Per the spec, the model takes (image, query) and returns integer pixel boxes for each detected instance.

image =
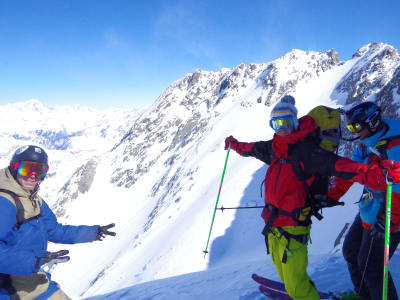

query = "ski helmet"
[9,145,49,180]
[345,101,382,133]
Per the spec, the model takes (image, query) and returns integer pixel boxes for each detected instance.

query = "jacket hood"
[272,115,316,158]
[0,167,33,199]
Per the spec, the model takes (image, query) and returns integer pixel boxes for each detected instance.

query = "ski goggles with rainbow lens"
[346,122,365,133]
[269,115,295,131]
[15,161,49,180]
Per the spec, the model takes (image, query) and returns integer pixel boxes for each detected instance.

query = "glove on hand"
[379,160,400,183]
[224,136,238,151]
[370,218,386,239]
[35,250,70,270]
[97,223,116,241]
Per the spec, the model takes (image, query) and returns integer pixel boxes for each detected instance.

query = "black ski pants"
[343,213,400,300]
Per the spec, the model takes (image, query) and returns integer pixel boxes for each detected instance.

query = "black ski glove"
[35,250,70,269]
[97,223,116,241]
[370,218,386,239]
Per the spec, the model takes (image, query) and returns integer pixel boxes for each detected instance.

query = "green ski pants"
[267,226,320,300]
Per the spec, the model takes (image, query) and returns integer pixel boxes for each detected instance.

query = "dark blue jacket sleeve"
[0,196,43,275]
[41,201,99,244]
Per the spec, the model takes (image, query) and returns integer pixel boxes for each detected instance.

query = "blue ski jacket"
[0,167,99,299]
[351,119,400,229]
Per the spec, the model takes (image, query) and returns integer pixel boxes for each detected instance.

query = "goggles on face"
[15,161,49,180]
[346,122,364,133]
[269,115,295,131]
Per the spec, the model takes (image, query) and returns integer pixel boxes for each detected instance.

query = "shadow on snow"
[207,165,268,269]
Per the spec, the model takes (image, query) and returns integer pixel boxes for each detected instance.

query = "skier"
[0,145,116,300]
[329,101,400,300]
[224,96,400,300]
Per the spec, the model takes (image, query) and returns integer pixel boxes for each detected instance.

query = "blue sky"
[0,0,399,109]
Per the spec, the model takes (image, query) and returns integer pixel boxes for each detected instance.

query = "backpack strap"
[276,227,309,263]
[269,143,343,226]
[0,188,41,228]
[265,152,314,226]
[274,149,325,221]
[265,226,309,263]
[0,189,25,226]
[0,272,16,296]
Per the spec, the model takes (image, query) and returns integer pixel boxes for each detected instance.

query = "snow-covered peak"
[333,42,400,108]
[352,42,398,59]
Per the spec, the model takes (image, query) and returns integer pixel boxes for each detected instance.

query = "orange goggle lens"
[16,161,48,180]
[346,122,364,133]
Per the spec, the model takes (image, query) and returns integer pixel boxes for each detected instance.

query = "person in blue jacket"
[0,145,116,300]
[329,102,400,300]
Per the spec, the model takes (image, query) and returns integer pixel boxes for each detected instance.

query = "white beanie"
[270,95,299,129]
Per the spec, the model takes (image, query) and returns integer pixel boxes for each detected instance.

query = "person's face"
[17,174,39,190]
[14,161,48,190]
[355,126,373,140]
[275,127,294,136]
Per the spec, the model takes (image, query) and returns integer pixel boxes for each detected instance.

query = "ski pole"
[203,144,231,257]
[382,177,393,300]
[217,205,264,211]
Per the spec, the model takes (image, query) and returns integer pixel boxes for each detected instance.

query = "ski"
[259,284,291,300]
[252,273,341,299]
[252,273,285,291]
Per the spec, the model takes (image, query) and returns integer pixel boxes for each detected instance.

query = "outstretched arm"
[41,201,99,244]
[304,146,399,191]
[225,136,272,164]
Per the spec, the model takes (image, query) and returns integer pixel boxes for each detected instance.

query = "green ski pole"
[382,179,392,300]
[203,144,231,258]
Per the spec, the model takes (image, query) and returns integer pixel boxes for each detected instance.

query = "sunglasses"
[270,116,295,131]
[15,161,49,180]
[346,122,364,133]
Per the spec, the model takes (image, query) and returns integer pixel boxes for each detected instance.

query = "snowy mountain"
[5,42,400,299]
[0,100,141,204]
